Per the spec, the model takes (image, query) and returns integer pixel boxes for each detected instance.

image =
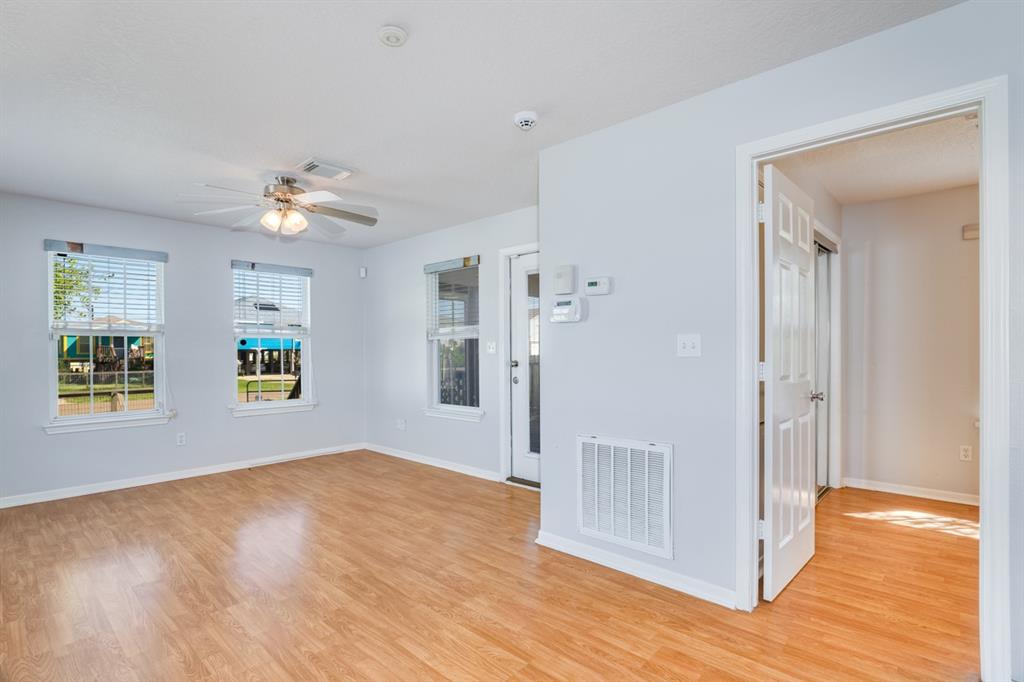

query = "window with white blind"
[425,256,482,420]
[231,260,314,415]
[45,240,169,432]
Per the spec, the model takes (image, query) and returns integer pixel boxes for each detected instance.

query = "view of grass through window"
[56,335,155,416]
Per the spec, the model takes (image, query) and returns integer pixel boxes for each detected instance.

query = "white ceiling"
[0,0,960,248]
[777,114,979,205]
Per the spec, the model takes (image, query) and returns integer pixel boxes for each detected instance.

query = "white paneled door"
[763,165,817,601]
[510,252,540,484]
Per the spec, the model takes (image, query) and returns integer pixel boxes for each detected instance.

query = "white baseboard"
[842,478,979,506]
[535,530,736,609]
[363,443,503,482]
[0,443,368,509]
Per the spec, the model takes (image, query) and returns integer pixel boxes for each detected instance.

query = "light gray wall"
[361,207,537,474]
[0,193,366,499]
[537,7,1021,670]
[842,185,979,496]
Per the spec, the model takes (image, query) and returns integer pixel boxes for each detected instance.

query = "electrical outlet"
[486,341,497,354]
[395,418,407,431]
[959,445,972,461]
[176,432,186,447]
[676,333,702,358]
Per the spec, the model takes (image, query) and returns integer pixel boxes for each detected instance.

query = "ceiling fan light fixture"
[281,209,309,234]
[260,208,284,232]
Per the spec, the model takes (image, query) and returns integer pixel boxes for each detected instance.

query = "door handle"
[510,360,519,368]
[810,391,825,402]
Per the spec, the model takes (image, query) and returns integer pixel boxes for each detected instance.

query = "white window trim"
[45,251,170,433]
[44,412,171,435]
[426,332,484,420]
[231,401,317,417]
[423,405,485,422]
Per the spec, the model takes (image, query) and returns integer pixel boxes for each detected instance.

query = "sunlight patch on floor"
[844,509,979,539]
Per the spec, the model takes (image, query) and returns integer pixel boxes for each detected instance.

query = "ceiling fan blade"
[232,211,264,228]
[176,194,256,204]
[194,204,261,216]
[331,203,378,219]
[292,190,343,205]
[305,204,378,227]
[308,214,347,238]
[195,183,263,198]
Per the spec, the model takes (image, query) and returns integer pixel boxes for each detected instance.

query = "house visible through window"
[426,256,480,410]
[47,241,167,423]
[232,260,312,409]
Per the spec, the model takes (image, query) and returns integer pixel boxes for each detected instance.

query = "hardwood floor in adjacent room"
[0,450,979,681]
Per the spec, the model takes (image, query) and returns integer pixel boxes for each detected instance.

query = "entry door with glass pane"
[510,252,540,483]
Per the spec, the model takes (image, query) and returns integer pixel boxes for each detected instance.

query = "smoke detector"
[294,158,353,181]
[514,111,538,131]
[378,25,408,47]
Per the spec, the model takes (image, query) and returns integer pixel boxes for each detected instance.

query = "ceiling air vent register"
[295,158,353,181]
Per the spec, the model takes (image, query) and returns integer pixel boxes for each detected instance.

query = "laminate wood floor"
[0,450,979,681]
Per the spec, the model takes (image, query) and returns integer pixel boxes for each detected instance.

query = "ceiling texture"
[0,0,960,248]
[777,114,979,205]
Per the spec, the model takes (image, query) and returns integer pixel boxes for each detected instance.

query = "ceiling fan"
[181,176,379,238]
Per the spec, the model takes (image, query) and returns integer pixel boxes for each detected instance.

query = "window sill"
[231,401,317,417]
[44,413,171,435]
[423,406,485,422]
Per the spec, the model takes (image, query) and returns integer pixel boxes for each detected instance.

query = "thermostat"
[550,296,582,323]
[584,276,611,295]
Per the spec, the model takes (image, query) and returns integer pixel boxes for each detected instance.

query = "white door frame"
[734,77,1010,681]
[497,241,540,483]
[813,219,843,489]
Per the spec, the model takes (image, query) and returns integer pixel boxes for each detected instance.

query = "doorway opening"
[735,78,1011,680]
[813,239,836,503]
[757,110,983,604]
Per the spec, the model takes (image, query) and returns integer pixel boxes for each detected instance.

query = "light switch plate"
[676,333,702,358]
[486,341,497,354]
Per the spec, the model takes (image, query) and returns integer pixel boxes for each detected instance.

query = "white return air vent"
[294,157,353,181]
[577,434,672,558]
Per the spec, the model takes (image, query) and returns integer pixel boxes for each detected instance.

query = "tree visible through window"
[47,243,166,422]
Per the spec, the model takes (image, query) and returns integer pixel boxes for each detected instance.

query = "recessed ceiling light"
[378,25,408,47]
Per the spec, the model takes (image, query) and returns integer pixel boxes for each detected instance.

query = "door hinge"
[757,519,766,540]
[758,361,767,382]
[757,202,766,223]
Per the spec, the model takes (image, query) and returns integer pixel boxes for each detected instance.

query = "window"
[425,256,481,419]
[46,240,168,432]
[232,260,314,415]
